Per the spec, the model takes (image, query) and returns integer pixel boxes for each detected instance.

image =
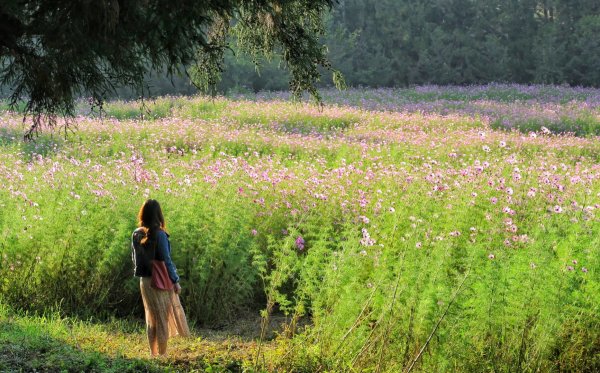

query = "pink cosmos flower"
[295,236,305,250]
[360,228,375,246]
[488,254,495,260]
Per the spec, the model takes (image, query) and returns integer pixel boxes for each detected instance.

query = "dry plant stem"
[375,261,403,373]
[254,296,274,369]
[286,311,300,338]
[67,319,82,351]
[517,272,540,370]
[277,309,304,365]
[405,269,471,373]
[517,313,538,370]
[350,321,384,367]
[401,306,415,366]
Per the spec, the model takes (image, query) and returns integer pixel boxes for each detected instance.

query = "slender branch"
[332,284,378,357]
[405,269,471,373]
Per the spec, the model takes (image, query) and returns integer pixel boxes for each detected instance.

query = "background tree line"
[2,0,599,101]
[220,0,600,93]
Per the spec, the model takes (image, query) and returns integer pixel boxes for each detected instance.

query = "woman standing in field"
[131,199,190,356]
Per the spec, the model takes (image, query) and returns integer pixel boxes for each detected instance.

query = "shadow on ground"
[0,319,163,373]
[0,308,304,372]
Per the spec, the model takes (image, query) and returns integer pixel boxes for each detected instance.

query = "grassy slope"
[0,303,269,372]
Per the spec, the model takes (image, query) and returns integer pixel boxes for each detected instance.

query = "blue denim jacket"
[131,228,180,284]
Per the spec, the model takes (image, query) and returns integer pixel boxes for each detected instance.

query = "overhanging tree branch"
[0,0,340,138]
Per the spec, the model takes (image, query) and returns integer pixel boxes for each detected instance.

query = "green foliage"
[100,96,188,120]
[0,99,26,114]
[169,189,260,324]
[0,303,257,372]
[266,191,600,372]
[326,0,600,87]
[0,0,337,137]
[0,89,599,371]
[215,0,600,92]
[0,311,163,372]
[490,112,600,136]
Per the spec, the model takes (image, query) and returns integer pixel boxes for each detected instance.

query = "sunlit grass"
[0,302,267,372]
[0,85,598,371]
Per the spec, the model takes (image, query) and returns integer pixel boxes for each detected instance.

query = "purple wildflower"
[295,236,305,251]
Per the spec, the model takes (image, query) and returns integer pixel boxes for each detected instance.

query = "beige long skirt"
[140,277,190,355]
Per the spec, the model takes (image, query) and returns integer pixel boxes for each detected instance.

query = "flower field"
[1,85,599,371]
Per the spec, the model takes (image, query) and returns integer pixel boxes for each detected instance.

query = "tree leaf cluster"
[0,0,339,137]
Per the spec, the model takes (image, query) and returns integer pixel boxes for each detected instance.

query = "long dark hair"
[137,199,166,245]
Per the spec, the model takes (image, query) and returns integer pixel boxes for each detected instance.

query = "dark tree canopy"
[0,0,342,138]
